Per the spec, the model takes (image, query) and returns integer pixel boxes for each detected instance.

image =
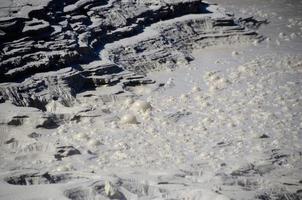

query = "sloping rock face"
[0,0,202,82]
[103,15,260,74]
[0,0,260,109]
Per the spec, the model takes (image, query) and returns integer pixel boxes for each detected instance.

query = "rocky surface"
[0,0,260,110]
[0,0,202,82]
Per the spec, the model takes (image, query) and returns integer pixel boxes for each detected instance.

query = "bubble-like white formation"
[204,71,229,92]
[131,100,152,113]
[253,39,259,46]
[232,51,239,56]
[180,94,188,101]
[123,97,134,107]
[56,164,72,172]
[141,110,152,121]
[290,32,297,39]
[265,37,271,42]
[87,139,102,146]
[74,132,89,140]
[166,78,175,87]
[279,32,286,38]
[120,114,138,124]
[192,86,201,92]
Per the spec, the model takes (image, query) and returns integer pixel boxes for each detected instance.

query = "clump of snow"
[120,113,138,124]
[123,97,134,107]
[131,100,152,113]
[87,139,102,147]
[166,77,175,87]
[290,32,297,39]
[74,132,89,140]
[192,85,201,92]
[56,164,72,172]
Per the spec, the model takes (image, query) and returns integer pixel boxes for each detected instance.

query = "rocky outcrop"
[103,15,261,74]
[0,63,154,110]
[0,0,203,82]
[0,0,262,110]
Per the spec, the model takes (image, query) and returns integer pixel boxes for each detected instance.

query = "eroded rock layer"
[0,0,202,82]
[0,0,260,109]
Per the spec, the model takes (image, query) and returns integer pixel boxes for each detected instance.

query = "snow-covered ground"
[0,0,302,199]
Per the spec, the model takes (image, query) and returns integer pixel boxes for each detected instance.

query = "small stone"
[232,51,239,56]
[259,134,270,139]
[265,37,271,42]
[192,86,201,92]
[279,32,286,38]
[28,132,41,138]
[54,146,81,160]
[5,138,16,144]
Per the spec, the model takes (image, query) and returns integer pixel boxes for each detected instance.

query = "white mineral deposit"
[0,0,301,199]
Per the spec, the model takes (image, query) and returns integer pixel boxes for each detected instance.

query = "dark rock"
[269,149,289,165]
[165,111,192,123]
[4,138,16,144]
[36,114,61,129]
[0,96,5,103]
[54,146,81,160]
[7,116,29,126]
[28,132,41,138]
[259,134,269,138]
[7,119,23,126]
[5,172,74,185]
[231,164,257,176]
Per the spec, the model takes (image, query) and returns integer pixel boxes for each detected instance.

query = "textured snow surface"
[0,0,302,200]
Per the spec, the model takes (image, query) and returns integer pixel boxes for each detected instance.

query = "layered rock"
[0,0,261,110]
[0,63,154,110]
[0,0,203,82]
[103,14,261,74]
